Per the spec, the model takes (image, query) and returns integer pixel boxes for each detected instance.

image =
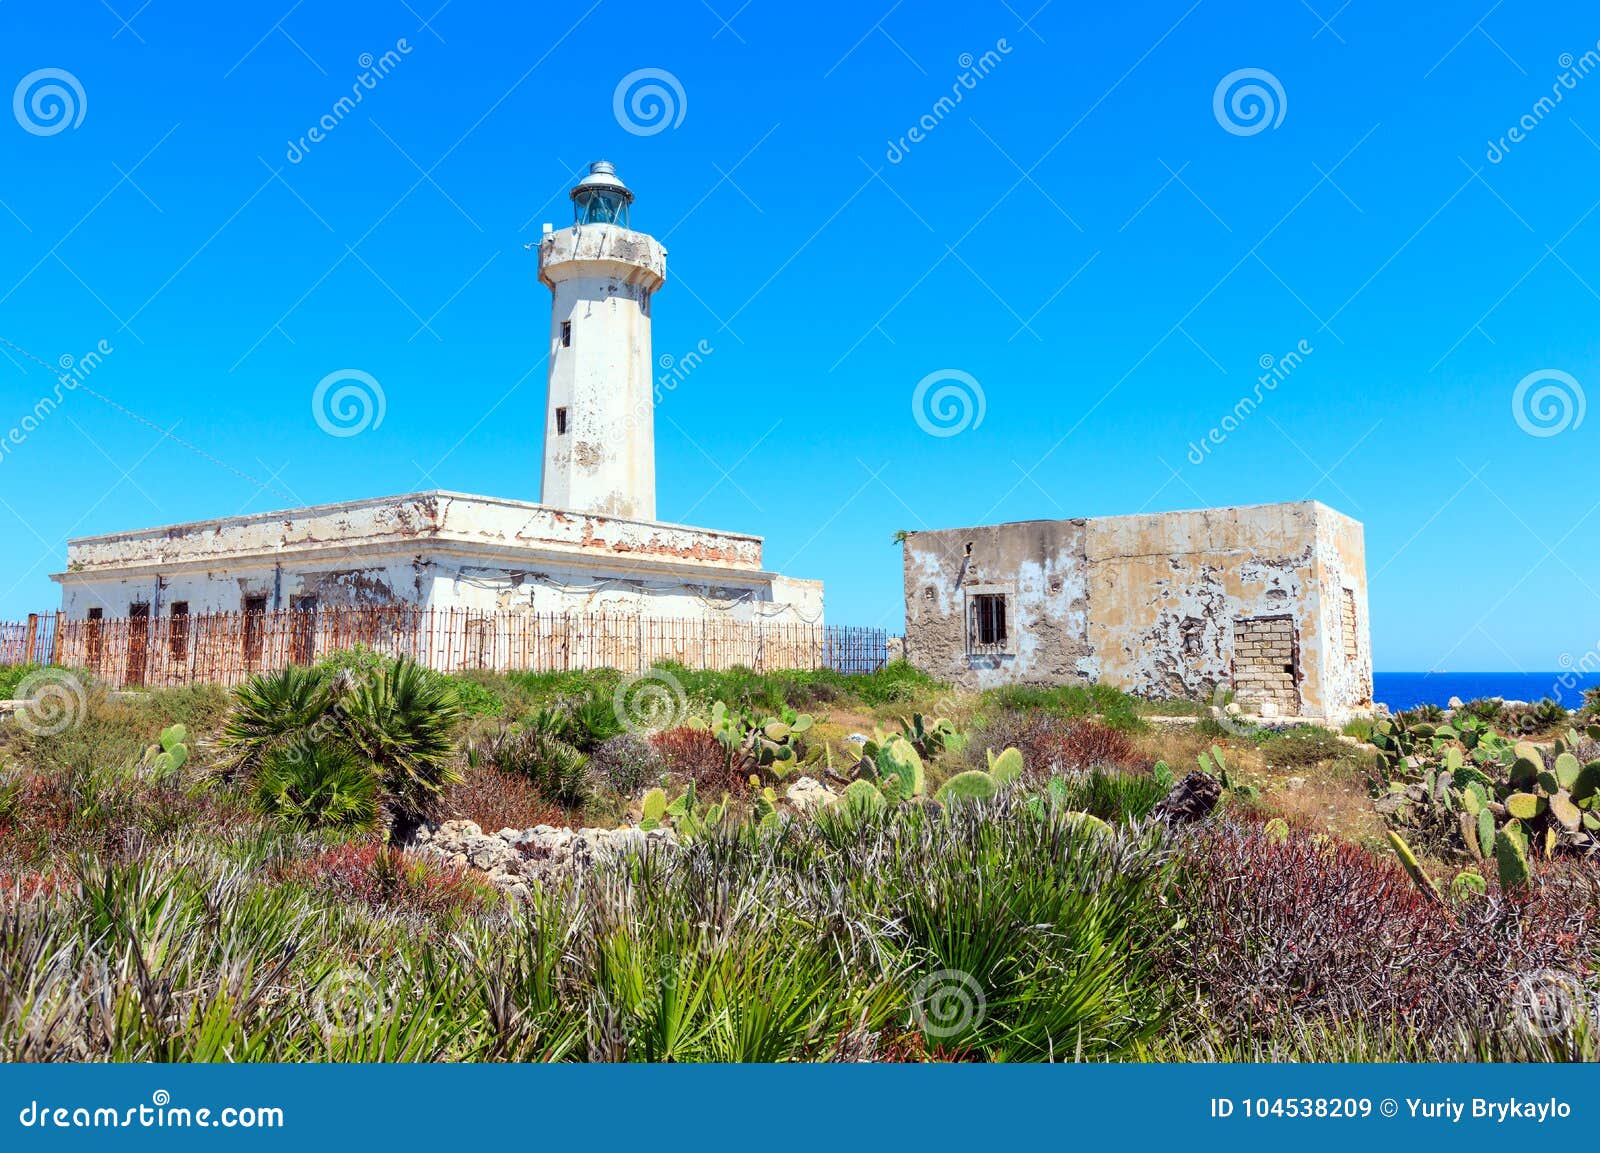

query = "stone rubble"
[411,819,678,901]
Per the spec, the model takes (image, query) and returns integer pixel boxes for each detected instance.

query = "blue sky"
[1,0,1598,672]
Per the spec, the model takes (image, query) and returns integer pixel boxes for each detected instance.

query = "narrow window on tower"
[555,407,568,435]
[561,320,572,347]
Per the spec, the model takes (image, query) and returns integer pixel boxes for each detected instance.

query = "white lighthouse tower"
[538,160,667,522]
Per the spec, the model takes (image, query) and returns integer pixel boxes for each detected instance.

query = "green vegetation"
[1,654,1596,1062]
[980,682,1147,732]
[1365,710,1600,869]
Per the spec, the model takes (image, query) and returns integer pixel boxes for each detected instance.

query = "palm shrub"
[220,664,333,776]
[252,743,379,832]
[222,658,462,837]
[469,720,591,809]
[338,659,463,834]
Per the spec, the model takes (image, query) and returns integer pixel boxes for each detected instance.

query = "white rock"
[786,776,839,813]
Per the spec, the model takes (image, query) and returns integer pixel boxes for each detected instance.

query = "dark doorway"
[243,595,269,667]
[290,595,317,665]
[125,603,151,686]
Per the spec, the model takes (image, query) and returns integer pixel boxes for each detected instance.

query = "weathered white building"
[901,501,1372,724]
[52,162,822,629]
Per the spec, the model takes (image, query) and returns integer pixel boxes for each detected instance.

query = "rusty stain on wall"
[902,500,1372,723]
[53,490,823,625]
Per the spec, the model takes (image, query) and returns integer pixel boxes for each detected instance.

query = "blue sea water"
[1373,671,1600,711]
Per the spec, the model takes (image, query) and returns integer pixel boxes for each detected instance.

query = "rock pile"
[410,778,846,899]
[411,819,678,900]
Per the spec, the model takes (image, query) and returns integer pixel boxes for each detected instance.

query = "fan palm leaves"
[341,658,463,827]
[220,664,332,776]
[221,658,461,836]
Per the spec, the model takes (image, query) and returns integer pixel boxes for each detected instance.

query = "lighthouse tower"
[538,161,667,522]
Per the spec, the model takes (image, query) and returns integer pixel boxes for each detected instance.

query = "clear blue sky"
[1,0,1598,672]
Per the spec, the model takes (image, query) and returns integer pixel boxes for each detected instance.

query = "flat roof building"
[900,500,1371,724]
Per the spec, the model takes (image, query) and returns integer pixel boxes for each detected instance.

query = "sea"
[1372,671,1600,712]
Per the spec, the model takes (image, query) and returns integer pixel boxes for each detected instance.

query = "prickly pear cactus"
[935,770,997,804]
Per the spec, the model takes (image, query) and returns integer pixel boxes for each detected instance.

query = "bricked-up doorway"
[1231,615,1300,716]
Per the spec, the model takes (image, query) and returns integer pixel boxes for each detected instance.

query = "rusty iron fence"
[0,609,895,690]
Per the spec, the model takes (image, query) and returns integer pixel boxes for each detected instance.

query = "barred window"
[969,593,1008,651]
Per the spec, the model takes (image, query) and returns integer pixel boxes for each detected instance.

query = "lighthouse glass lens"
[575,190,629,227]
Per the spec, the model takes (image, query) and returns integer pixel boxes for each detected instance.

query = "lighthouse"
[537,160,667,522]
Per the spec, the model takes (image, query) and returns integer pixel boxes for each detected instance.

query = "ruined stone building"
[901,501,1372,723]
[52,162,822,634]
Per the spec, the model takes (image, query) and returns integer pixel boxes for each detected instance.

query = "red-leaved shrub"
[287,842,493,918]
[974,714,1146,780]
[0,869,64,903]
[650,726,735,790]
[1169,820,1599,1045]
[444,764,573,832]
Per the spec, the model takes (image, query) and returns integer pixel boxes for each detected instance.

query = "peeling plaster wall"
[59,558,429,619]
[1086,504,1317,710]
[1311,505,1373,714]
[902,519,1092,689]
[437,561,823,622]
[54,491,822,624]
[901,501,1371,722]
[539,224,665,522]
